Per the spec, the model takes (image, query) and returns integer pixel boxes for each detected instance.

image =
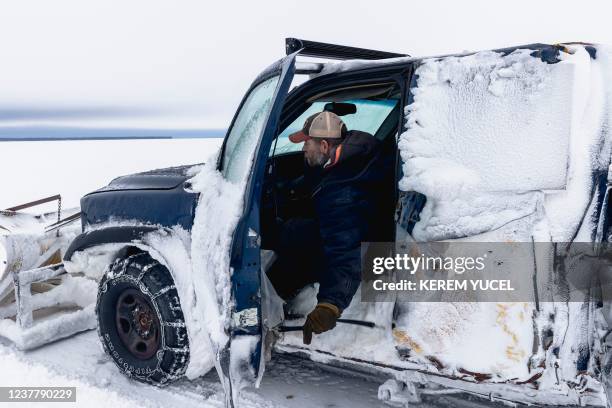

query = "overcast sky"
[0,0,610,129]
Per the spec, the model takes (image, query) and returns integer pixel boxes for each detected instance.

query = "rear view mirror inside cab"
[323,102,357,116]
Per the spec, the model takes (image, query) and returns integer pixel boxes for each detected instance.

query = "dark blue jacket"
[312,130,392,310]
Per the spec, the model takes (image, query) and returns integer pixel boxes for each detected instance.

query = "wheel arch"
[64,225,166,262]
[65,224,205,382]
[63,225,188,288]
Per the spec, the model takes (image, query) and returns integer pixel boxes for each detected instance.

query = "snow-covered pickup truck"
[3,38,612,407]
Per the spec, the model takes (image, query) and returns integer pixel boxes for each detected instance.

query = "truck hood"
[80,164,202,231]
[92,164,202,193]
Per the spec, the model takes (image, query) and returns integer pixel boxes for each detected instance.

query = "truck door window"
[221,75,280,184]
[271,99,398,157]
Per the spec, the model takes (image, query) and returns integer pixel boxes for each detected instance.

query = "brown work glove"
[303,303,341,345]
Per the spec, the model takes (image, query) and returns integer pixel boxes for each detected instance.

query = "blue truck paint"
[80,165,200,232]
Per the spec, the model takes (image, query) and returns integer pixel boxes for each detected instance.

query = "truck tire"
[96,251,189,386]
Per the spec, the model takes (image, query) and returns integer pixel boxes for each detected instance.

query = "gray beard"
[306,152,328,167]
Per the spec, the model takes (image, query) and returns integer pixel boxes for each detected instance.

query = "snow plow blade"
[0,195,96,350]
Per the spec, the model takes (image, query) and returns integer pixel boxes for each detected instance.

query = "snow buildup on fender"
[184,152,246,379]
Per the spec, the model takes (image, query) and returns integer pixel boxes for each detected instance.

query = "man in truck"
[267,110,391,344]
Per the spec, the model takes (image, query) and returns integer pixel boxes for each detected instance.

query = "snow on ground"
[0,330,388,408]
[0,330,524,408]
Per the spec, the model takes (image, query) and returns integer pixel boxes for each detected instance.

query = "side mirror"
[324,102,357,116]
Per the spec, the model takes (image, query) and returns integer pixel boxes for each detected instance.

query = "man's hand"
[303,303,341,345]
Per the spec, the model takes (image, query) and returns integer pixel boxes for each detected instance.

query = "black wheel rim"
[115,288,161,360]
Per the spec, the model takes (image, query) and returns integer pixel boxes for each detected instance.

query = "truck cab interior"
[260,81,402,301]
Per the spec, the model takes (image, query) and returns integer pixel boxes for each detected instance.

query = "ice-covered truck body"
[3,38,612,406]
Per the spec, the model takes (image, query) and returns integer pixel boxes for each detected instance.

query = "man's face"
[302,138,328,167]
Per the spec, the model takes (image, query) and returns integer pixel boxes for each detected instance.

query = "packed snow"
[400,49,574,192]
[387,43,612,393]
[187,160,241,379]
[186,75,279,394]
[0,328,428,408]
[399,45,611,243]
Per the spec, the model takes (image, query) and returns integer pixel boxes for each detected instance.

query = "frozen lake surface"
[0,138,223,211]
[0,330,517,408]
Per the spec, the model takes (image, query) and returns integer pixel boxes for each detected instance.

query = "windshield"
[271,99,397,156]
[221,75,280,184]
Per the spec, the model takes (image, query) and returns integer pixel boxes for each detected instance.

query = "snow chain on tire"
[96,252,190,386]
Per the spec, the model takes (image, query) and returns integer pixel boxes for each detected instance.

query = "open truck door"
[215,49,298,406]
[220,39,410,405]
